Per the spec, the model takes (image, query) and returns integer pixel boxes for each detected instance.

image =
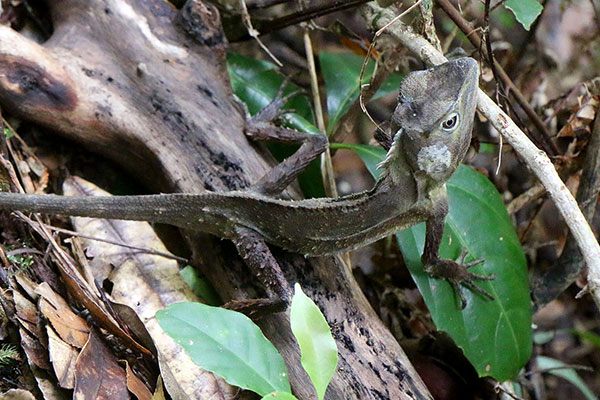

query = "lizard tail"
[0,192,204,229]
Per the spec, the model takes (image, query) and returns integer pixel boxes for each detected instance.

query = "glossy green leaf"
[261,392,298,400]
[504,0,543,30]
[180,266,221,306]
[290,284,338,400]
[347,144,532,381]
[537,356,597,400]
[156,302,290,396]
[319,52,404,134]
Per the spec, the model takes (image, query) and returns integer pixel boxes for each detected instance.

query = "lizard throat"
[416,143,451,179]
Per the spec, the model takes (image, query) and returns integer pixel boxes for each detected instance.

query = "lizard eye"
[441,113,459,131]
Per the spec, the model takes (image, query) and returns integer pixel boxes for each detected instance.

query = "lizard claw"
[424,248,495,309]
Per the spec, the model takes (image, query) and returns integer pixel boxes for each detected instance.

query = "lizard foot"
[424,249,495,309]
[249,75,304,125]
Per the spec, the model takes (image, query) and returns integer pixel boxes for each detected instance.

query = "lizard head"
[389,57,479,183]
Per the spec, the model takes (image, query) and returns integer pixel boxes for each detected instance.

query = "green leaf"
[3,128,12,139]
[156,302,290,396]
[261,392,299,400]
[537,356,597,400]
[290,284,338,400]
[347,144,532,381]
[504,0,543,30]
[319,52,403,134]
[320,52,369,134]
[180,266,221,306]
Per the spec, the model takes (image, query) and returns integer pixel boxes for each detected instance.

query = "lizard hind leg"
[232,226,292,304]
[245,80,328,196]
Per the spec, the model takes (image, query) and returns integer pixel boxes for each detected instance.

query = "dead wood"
[0,0,431,398]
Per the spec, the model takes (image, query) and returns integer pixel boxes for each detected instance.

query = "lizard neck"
[376,128,449,203]
[375,130,419,202]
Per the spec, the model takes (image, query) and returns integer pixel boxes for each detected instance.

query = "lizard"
[0,57,493,307]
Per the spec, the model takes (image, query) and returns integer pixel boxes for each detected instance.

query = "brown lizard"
[0,57,492,307]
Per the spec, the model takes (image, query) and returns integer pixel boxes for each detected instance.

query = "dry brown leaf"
[12,290,41,339]
[31,366,71,400]
[36,282,89,348]
[109,301,157,354]
[16,213,153,358]
[123,360,153,400]
[557,95,599,138]
[18,327,50,371]
[46,325,78,389]
[13,275,39,301]
[73,330,129,400]
[28,363,70,400]
[64,176,236,400]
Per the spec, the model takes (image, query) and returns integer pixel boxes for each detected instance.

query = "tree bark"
[0,1,432,398]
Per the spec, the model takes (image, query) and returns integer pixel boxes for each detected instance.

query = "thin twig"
[483,0,507,175]
[302,30,338,197]
[473,0,510,26]
[329,47,405,145]
[506,183,545,215]
[483,0,504,108]
[239,0,283,67]
[300,7,351,267]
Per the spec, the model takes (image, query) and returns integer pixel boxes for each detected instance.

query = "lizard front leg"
[245,82,328,196]
[422,197,495,308]
[227,82,328,310]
